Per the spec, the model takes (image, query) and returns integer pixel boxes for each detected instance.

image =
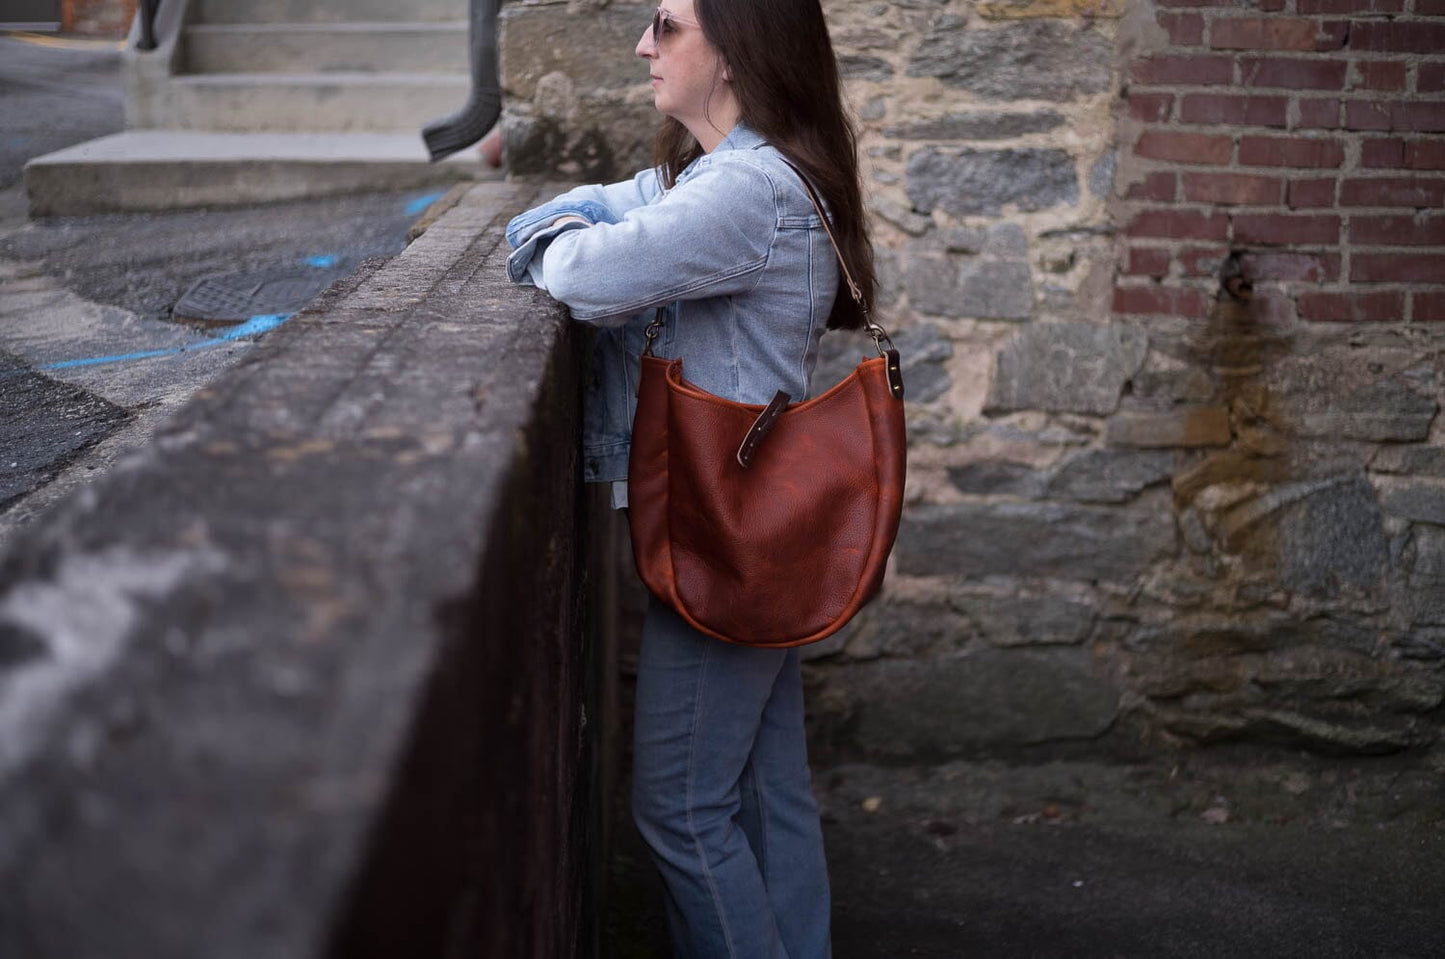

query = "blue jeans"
[631,596,833,959]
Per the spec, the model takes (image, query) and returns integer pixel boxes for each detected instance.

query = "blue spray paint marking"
[306,254,340,268]
[33,313,291,372]
[405,190,447,217]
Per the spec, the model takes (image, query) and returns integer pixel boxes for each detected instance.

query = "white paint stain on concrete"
[0,546,227,781]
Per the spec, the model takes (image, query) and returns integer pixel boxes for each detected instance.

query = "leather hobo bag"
[626,161,906,648]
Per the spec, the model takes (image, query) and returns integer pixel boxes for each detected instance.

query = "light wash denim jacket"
[504,123,838,500]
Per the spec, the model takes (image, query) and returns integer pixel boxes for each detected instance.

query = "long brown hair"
[653,0,875,331]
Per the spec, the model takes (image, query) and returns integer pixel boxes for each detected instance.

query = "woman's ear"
[722,63,732,81]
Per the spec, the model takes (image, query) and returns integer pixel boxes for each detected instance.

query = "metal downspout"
[136,0,161,50]
[424,0,502,162]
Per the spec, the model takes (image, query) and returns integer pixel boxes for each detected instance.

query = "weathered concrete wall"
[500,0,1445,764]
[0,183,615,958]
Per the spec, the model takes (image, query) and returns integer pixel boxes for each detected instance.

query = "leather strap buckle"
[737,390,790,468]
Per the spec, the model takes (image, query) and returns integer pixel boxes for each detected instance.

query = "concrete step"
[182,22,469,75]
[192,0,466,24]
[24,130,494,215]
[161,73,472,132]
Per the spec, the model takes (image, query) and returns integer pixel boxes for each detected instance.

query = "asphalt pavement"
[0,32,454,549]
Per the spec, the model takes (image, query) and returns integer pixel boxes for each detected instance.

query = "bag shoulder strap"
[774,157,867,318]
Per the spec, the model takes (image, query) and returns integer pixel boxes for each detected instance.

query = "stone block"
[905,253,1033,320]
[896,494,1176,581]
[1380,481,1445,526]
[1274,377,1438,443]
[1105,407,1232,449]
[906,147,1080,217]
[826,599,976,660]
[1371,446,1445,478]
[908,20,1113,101]
[1131,362,1216,405]
[977,0,1127,18]
[504,104,657,181]
[870,196,932,237]
[985,323,1149,416]
[1410,525,1445,625]
[839,55,895,81]
[1276,475,1389,597]
[883,111,1066,140]
[949,593,1096,646]
[1088,150,1118,199]
[948,460,1047,497]
[829,649,1120,758]
[500,3,652,101]
[1045,450,1176,503]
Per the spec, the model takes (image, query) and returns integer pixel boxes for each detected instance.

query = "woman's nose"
[636,27,656,59]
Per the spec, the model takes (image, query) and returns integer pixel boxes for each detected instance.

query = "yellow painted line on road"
[0,31,125,51]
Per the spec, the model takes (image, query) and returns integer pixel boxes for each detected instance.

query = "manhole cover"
[174,269,345,324]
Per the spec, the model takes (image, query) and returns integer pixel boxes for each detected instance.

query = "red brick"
[1350,214,1445,246]
[1125,172,1179,202]
[1239,251,1341,282]
[1361,138,1406,169]
[1131,55,1235,86]
[1407,142,1445,171]
[1418,0,1445,13]
[1344,100,1393,131]
[1349,60,1407,91]
[1287,178,1338,207]
[1297,290,1405,321]
[1340,177,1445,207]
[1125,247,1173,277]
[1113,284,1212,317]
[1182,172,1283,204]
[1238,136,1345,168]
[1349,21,1445,52]
[1346,101,1445,133]
[1233,213,1341,244]
[1239,57,1347,90]
[1353,253,1445,283]
[1414,292,1445,322]
[62,0,137,36]
[1296,0,1402,10]
[1158,12,1205,45]
[1178,94,1289,127]
[1128,93,1174,123]
[1211,17,1348,51]
[1127,208,1231,241]
[1398,104,1445,133]
[1421,64,1445,93]
[1178,245,1230,276]
[1295,99,1342,129]
[1136,129,1234,165]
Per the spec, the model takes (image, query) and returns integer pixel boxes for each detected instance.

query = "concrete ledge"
[0,181,606,958]
[25,131,491,216]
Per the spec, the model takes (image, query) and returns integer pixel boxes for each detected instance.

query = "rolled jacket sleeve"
[535,158,779,324]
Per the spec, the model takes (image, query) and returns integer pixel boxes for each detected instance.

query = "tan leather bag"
[627,163,906,647]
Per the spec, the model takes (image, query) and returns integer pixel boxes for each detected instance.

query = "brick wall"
[1116,1,1445,324]
[62,0,136,37]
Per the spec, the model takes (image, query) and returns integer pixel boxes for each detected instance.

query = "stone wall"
[499,0,1445,763]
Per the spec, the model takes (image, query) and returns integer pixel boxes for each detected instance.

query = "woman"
[505,1,873,954]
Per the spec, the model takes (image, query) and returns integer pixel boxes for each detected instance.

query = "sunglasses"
[651,6,699,45]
